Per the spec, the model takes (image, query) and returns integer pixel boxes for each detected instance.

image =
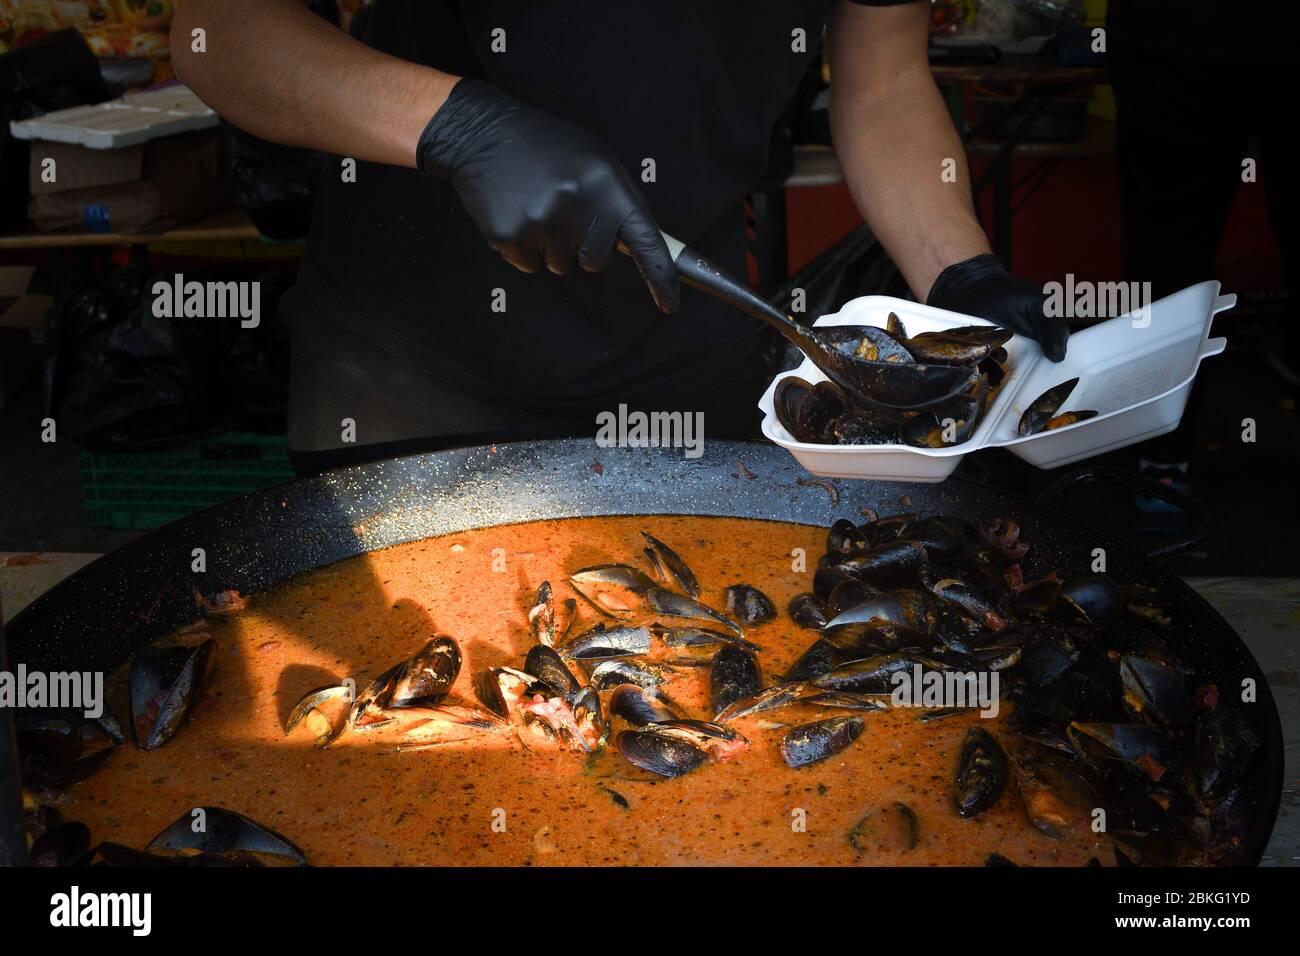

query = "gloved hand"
[416,78,679,314]
[926,254,1069,362]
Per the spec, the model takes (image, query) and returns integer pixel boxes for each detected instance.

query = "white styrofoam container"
[758,281,1232,482]
[9,85,217,150]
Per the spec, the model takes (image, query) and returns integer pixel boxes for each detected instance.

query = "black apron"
[288,0,869,464]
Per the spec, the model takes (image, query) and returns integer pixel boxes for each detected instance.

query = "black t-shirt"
[298,0,918,426]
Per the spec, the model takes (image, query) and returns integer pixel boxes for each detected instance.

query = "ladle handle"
[622,232,824,354]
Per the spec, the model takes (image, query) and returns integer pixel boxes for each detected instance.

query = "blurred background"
[0,0,1293,577]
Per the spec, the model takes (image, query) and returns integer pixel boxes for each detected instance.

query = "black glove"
[926,254,1068,362]
[416,78,679,314]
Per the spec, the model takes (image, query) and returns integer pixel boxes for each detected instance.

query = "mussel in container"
[569,564,655,617]
[1013,752,1098,839]
[561,623,652,660]
[903,325,1012,366]
[1017,378,1078,436]
[1193,707,1262,798]
[900,394,981,449]
[774,376,848,443]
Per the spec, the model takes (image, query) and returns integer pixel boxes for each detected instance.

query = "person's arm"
[826,0,985,297]
[171,0,678,310]
[171,0,454,168]
[826,1,1067,358]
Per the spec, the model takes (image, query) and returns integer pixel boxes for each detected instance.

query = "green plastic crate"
[79,432,295,530]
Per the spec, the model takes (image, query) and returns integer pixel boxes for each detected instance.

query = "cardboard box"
[28,139,146,196]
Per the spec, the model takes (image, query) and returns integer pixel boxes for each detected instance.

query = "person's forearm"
[830,67,991,299]
[171,0,457,168]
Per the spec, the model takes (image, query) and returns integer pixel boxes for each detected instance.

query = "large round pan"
[3,439,1283,863]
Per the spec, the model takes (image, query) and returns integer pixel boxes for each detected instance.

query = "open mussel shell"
[900,395,981,449]
[1043,410,1098,431]
[146,807,308,866]
[774,376,848,443]
[569,564,655,617]
[1018,377,1079,436]
[903,325,1012,366]
[1067,721,1177,784]
[130,638,216,751]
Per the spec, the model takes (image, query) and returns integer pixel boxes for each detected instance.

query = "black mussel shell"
[901,395,981,449]
[775,376,848,443]
[524,644,581,699]
[723,584,777,627]
[387,636,461,708]
[785,595,826,632]
[780,715,865,768]
[709,644,763,719]
[130,639,216,751]
[821,324,916,364]
[904,326,1012,366]
[641,531,701,599]
[1018,377,1079,436]
[954,727,1009,818]
[616,729,708,778]
[147,807,307,866]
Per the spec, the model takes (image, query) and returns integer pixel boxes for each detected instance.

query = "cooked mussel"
[954,727,1008,818]
[900,395,981,449]
[709,644,763,719]
[724,584,776,627]
[780,715,865,768]
[788,592,829,630]
[642,531,701,598]
[146,807,307,866]
[130,639,216,751]
[903,325,1012,366]
[1018,378,1079,436]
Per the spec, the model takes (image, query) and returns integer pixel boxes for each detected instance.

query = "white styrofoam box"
[9,84,217,150]
[758,297,1035,482]
[758,281,1232,482]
